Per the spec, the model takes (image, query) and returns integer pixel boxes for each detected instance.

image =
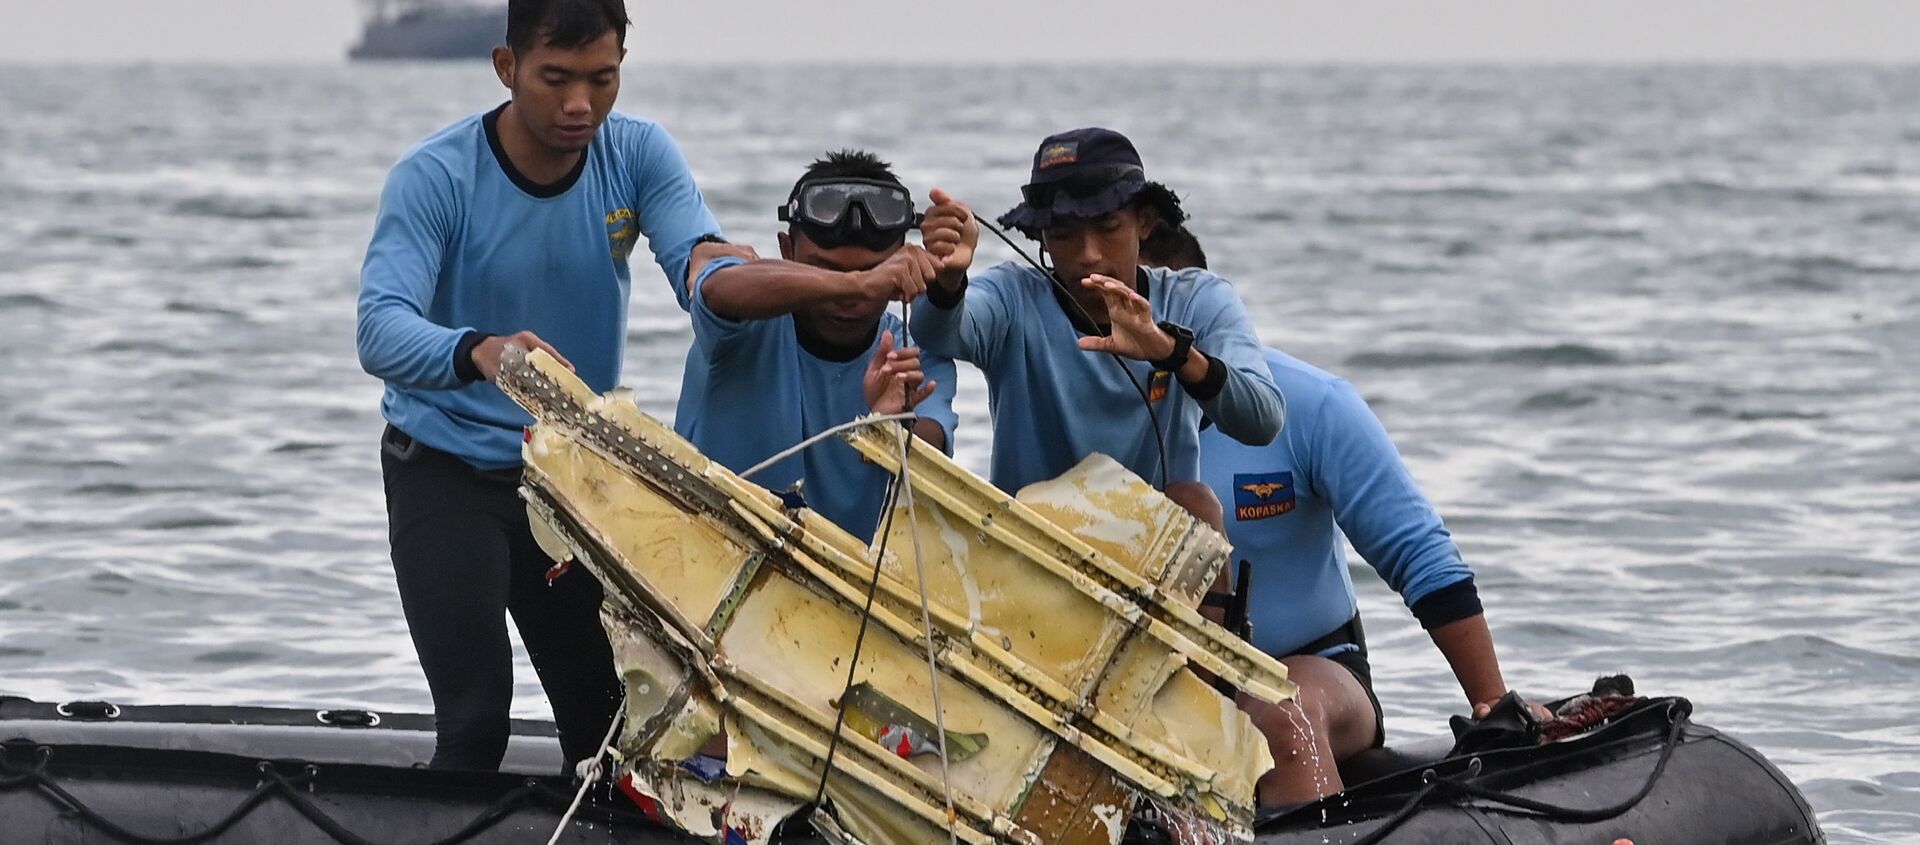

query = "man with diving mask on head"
[675,150,959,540]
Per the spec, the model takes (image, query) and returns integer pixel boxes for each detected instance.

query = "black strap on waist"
[1294,612,1368,658]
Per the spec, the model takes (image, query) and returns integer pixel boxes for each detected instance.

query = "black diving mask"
[778,178,922,232]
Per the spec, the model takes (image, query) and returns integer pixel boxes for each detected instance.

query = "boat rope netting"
[1340,700,1689,845]
[0,747,595,845]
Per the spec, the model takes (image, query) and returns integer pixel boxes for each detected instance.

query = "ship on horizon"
[349,0,503,61]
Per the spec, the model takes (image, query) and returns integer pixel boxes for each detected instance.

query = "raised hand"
[1073,274,1178,362]
[862,330,937,415]
[473,330,572,381]
[920,188,978,277]
[854,244,939,304]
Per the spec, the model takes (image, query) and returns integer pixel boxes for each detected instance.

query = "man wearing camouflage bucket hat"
[913,127,1284,518]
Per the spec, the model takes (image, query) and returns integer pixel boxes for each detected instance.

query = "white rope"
[545,693,628,845]
[738,413,920,481]
[898,424,961,844]
[888,299,960,843]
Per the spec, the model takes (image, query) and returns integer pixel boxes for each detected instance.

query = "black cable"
[264,769,546,845]
[809,453,910,810]
[970,216,1172,490]
[1343,702,1688,845]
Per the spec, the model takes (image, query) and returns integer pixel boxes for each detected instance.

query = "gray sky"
[6,0,1919,64]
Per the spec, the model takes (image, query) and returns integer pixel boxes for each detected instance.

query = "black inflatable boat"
[2,686,1821,844]
[1236,689,1824,845]
[0,696,668,844]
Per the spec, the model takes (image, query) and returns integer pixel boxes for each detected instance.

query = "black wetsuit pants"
[381,426,622,771]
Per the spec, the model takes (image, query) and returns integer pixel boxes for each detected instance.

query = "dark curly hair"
[507,0,629,55]
[785,149,911,252]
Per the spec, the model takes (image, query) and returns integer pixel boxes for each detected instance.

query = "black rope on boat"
[1345,701,1689,845]
[265,767,552,845]
[0,747,575,845]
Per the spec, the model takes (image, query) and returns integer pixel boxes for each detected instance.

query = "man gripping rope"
[911,127,1284,527]
[675,150,958,539]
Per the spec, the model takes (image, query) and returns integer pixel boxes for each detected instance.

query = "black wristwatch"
[1151,321,1196,372]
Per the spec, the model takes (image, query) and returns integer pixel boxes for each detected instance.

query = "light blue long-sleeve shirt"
[1200,347,1478,658]
[912,263,1282,492]
[675,258,960,539]
[356,105,722,469]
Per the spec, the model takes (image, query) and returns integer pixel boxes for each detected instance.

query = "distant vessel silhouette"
[349,0,503,61]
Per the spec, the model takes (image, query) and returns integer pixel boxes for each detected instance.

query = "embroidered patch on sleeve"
[1233,471,1295,521]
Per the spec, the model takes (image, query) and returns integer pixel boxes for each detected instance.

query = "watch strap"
[1152,320,1195,372]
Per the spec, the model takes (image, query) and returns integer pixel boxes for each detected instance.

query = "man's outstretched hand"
[1073,274,1177,361]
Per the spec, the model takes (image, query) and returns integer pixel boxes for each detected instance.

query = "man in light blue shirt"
[1144,227,1531,808]
[676,150,959,539]
[355,0,734,771]
[912,128,1283,523]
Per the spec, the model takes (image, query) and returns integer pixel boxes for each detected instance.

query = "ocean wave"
[1260,172,1920,201]
[1692,404,1831,422]
[1856,209,1920,228]
[1366,260,1447,275]
[88,338,193,355]
[171,195,313,221]
[269,441,338,454]
[69,482,188,497]
[1681,250,1914,294]
[135,512,244,531]
[1682,635,1920,674]
[37,224,140,247]
[164,300,248,318]
[1518,387,1600,411]
[1348,342,1626,369]
[0,292,64,311]
[192,255,285,271]
[1525,225,1646,244]
[193,648,275,665]
[1377,185,1513,201]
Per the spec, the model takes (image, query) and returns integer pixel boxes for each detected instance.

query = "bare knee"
[1280,656,1379,758]
[1251,697,1324,762]
[1240,691,1344,805]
